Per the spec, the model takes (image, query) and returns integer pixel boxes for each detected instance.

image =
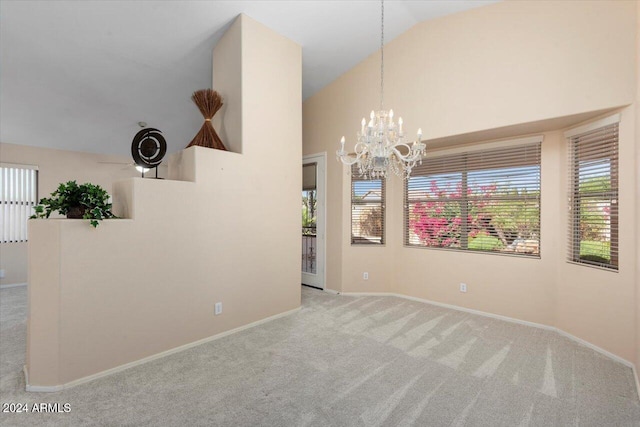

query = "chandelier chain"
[380,0,384,111]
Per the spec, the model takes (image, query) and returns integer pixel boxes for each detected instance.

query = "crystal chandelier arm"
[391,148,415,166]
[337,152,362,166]
[337,141,368,166]
[391,143,424,162]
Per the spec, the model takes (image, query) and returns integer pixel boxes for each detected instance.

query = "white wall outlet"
[214,302,222,315]
[363,272,369,280]
[0,269,4,279]
[460,283,467,293]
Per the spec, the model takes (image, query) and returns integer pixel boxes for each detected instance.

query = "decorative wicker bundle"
[186,89,226,150]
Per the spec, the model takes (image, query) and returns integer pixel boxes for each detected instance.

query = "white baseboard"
[339,292,396,297]
[25,306,301,393]
[553,328,634,368]
[23,365,64,392]
[634,364,640,401]
[1,282,27,289]
[339,290,639,399]
[335,291,554,331]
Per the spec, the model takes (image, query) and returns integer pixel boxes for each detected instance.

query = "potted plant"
[31,181,116,227]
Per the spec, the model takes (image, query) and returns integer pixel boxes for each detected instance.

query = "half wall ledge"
[26,144,300,389]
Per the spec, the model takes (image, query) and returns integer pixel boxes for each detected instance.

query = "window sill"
[565,260,618,273]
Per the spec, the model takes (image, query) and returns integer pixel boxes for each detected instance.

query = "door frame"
[302,152,326,290]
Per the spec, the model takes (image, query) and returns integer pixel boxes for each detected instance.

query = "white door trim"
[302,152,326,290]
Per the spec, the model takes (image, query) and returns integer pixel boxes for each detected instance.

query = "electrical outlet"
[0,269,4,279]
[214,302,222,315]
[460,283,467,293]
[363,272,369,280]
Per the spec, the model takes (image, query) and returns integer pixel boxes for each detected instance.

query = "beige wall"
[0,242,27,285]
[555,108,637,364]
[393,131,560,326]
[303,0,638,366]
[211,17,242,154]
[636,3,640,374]
[26,14,302,387]
[0,143,144,285]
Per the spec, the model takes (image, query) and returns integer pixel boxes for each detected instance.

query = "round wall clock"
[131,127,167,169]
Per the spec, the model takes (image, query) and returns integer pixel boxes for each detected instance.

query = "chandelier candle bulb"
[398,117,403,135]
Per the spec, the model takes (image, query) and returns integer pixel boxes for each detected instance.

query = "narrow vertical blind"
[302,163,317,191]
[404,142,541,256]
[568,123,618,270]
[1,165,38,243]
[351,164,385,244]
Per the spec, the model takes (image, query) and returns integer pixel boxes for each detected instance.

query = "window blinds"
[404,142,541,256]
[302,163,317,191]
[568,123,618,270]
[1,165,38,243]
[351,164,385,244]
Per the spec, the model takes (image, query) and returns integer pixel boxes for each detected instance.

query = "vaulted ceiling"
[0,1,495,156]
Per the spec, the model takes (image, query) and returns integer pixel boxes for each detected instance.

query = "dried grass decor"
[186,89,227,150]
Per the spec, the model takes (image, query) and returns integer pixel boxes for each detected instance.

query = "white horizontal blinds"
[351,164,385,244]
[568,123,618,270]
[405,143,541,256]
[0,166,38,243]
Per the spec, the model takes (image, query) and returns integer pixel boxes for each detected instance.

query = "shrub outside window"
[351,164,385,245]
[404,141,541,257]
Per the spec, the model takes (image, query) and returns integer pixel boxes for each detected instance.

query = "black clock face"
[132,128,167,168]
[140,139,157,158]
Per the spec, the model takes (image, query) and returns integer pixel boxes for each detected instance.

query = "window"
[404,139,541,256]
[1,164,38,243]
[567,118,619,270]
[351,164,385,244]
[302,163,317,234]
[302,163,317,274]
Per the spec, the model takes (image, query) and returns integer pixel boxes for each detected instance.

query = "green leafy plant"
[30,181,116,228]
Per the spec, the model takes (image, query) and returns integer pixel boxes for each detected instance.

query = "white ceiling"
[0,0,495,157]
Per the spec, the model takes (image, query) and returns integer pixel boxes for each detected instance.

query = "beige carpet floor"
[1,285,639,426]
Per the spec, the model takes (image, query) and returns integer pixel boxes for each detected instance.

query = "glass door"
[302,154,325,289]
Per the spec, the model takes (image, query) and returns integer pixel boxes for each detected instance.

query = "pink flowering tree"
[409,179,535,250]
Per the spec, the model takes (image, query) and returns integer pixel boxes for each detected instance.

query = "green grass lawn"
[468,234,502,251]
[580,240,610,262]
[467,236,610,259]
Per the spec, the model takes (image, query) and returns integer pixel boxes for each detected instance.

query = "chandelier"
[336,0,425,179]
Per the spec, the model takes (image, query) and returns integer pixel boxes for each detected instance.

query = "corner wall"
[26,14,302,388]
[211,17,242,154]
[555,107,637,363]
[303,0,638,366]
[0,143,141,286]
